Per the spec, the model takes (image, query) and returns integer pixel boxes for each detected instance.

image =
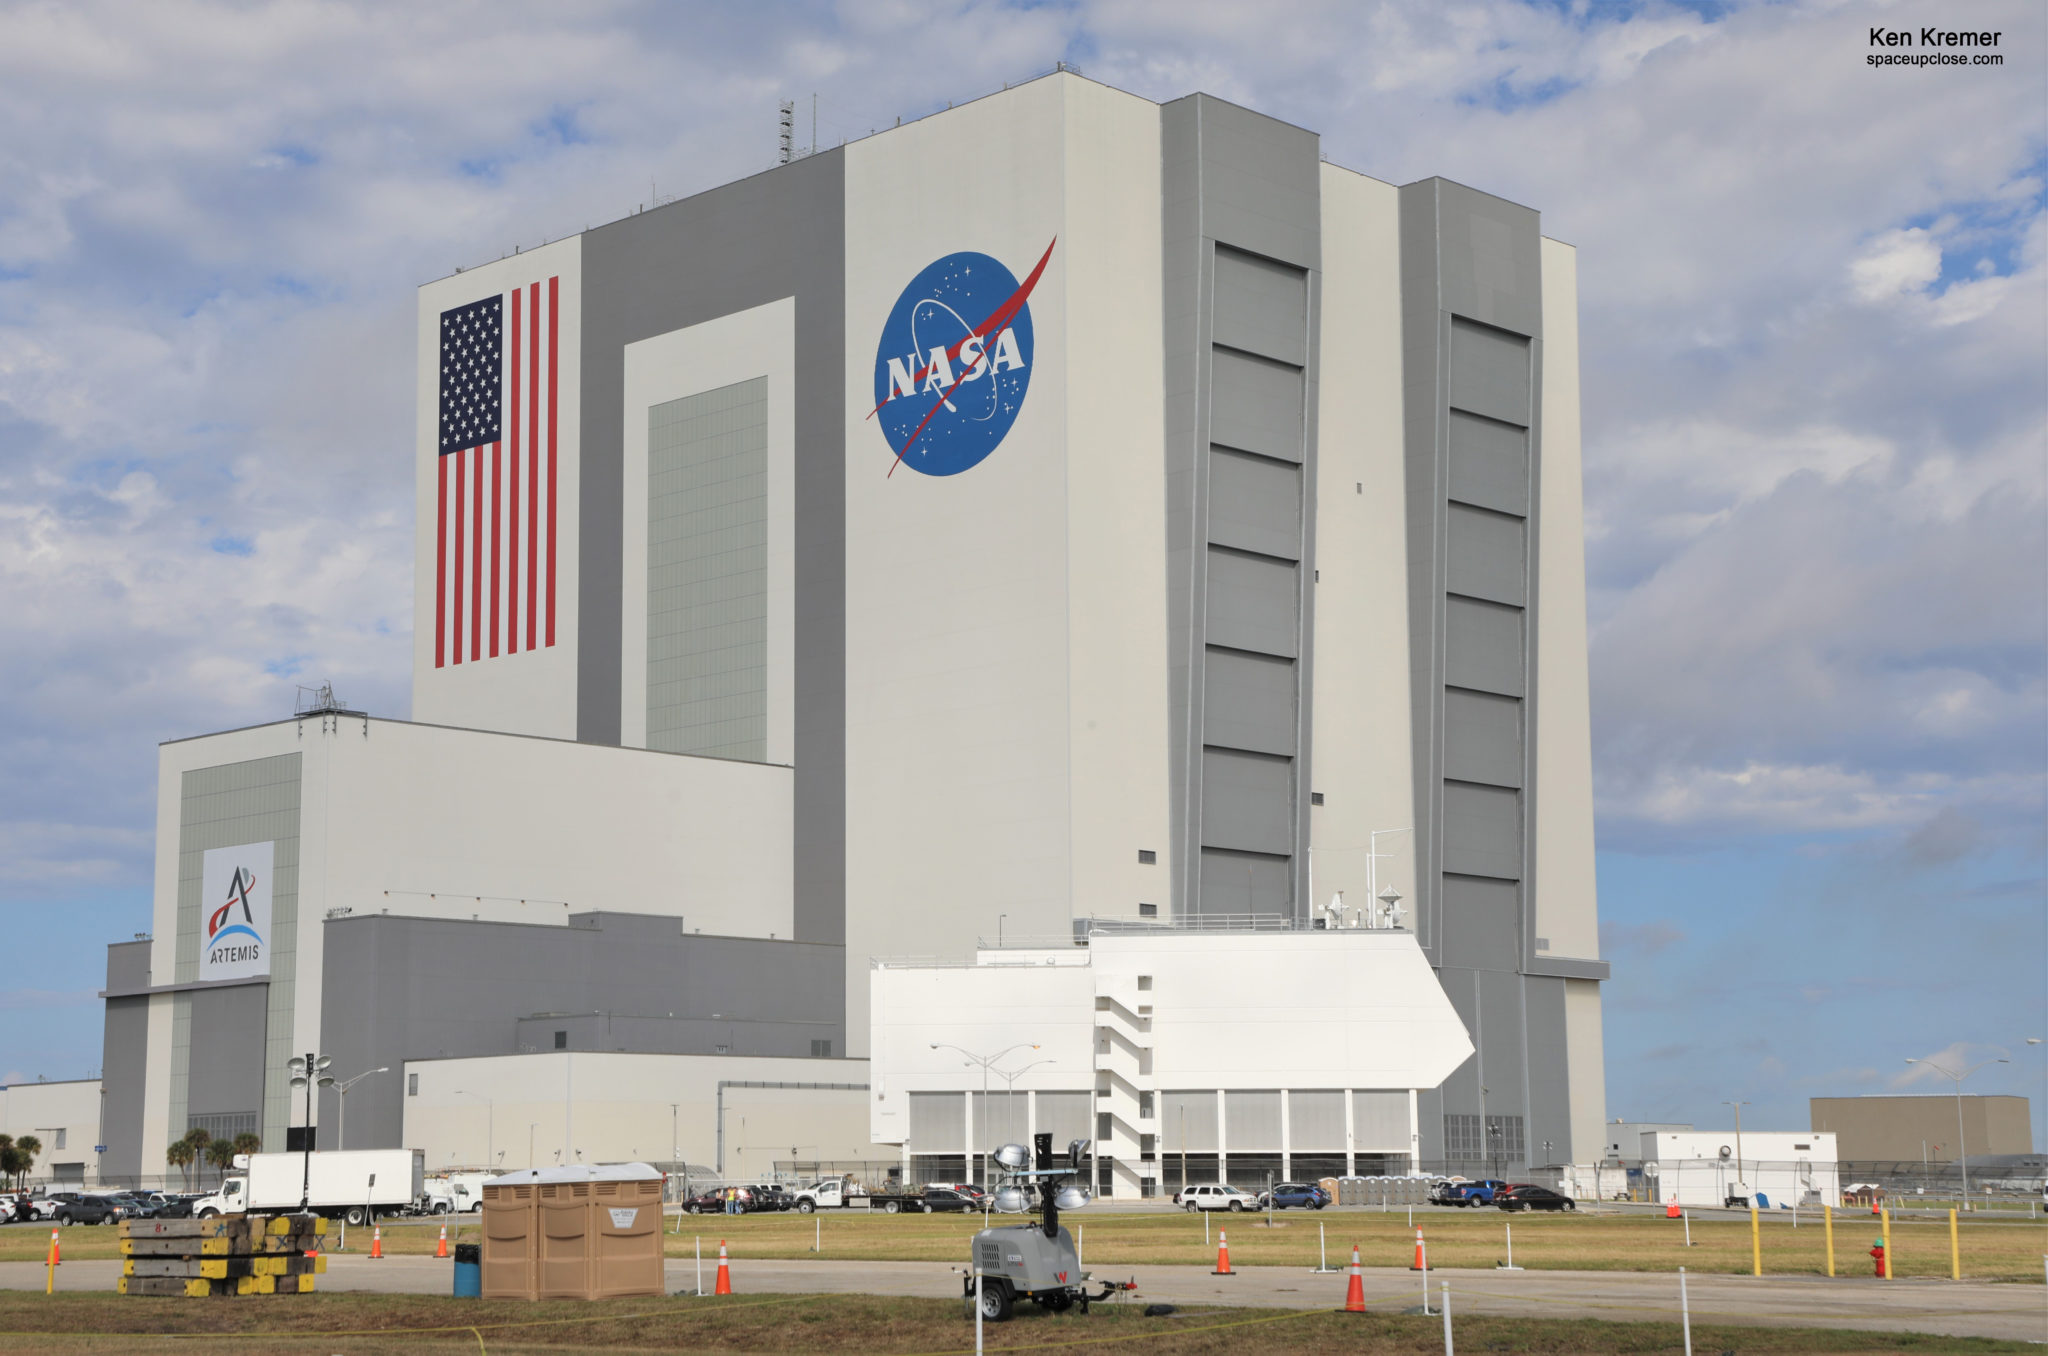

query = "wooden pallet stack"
[118,1215,329,1297]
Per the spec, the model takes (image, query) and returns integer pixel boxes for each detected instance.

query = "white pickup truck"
[790,1178,870,1213]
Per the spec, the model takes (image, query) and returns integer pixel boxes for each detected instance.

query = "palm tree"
[0,1136,22,1192]
[185,1129,213,1189]
[232,1132,262,1158]
[165,1137,195,1192]
[12,1136,38,1191]
[205,1140,236,1183]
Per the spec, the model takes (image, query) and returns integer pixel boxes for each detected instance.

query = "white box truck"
[194,1149,425,1224]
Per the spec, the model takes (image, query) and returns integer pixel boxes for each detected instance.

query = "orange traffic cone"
[1211,1228,1234,1275]
[48,1228,60,1267]
[436,1223,449,1258]
[1342,1244,1366,1313]
[1409,1228,1425,1271]
[369,1226,383,1260]
[1666,1200,1682,1218]
[714,1239,733,1295]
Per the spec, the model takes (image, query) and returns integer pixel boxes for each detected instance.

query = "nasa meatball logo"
[869,239,1055,477]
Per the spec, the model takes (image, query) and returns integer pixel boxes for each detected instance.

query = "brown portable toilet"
[483,1163,664,1301]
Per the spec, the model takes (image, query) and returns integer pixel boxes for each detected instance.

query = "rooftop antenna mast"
[778,100,794,164]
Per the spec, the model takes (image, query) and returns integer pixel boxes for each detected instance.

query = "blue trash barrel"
[452,1242,481,1297]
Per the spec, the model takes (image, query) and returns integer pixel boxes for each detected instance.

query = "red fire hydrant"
[1869,1238,1887,1278]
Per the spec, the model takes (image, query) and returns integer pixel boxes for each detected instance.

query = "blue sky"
[0,0,2042,1145]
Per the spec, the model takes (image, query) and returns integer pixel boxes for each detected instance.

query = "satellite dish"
[994,1143,1031,1170]
[1718,1145,1732,1160]
[992,1186,1029,1213]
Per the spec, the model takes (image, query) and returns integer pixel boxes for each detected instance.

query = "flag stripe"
[546,275,559,648]
[470,434,482,662]
[508,290,521,652]
[452,446,465,664]
[435,452,447,668]
[489,439,501,658]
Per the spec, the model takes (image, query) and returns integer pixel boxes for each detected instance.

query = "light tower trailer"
[964,1135,1136,1322]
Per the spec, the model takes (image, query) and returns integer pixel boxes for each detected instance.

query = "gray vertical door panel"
[1444,597,1525,697]
[1198,848,1292,916]
[1210,349,1305,462]
[1199,748,1295,854]
[1207,448,1303,560]
[1352,1092,1411,1151]
[99,989,150,1183]
[1446,412,1529,516]
[184,983,269,1132]
[1287,1090,1345,1149]
[579,148,845,952]
[909,1092,965,1154]
[1434,185,1543,338]
[1224,1090,1282,1148]
[1034,1091,1092,1147]
[1447,319,1532,425]
[1478,969,1529,1125]
[1523,977,1572,1165]
[1442,689,1523,788]
[1445,504,1527,607]
[1160,1090,1220,1151]
[1435,967,1483,1114]
[1203,648,1298,757]
[1441,782,1522,880]
[1205,549,1300,657]
[1212,248,1308,365]
[1161,92,1321,922]
[1440,875,1521,972]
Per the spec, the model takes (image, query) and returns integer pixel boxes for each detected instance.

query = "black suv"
[48,1193,122,1226]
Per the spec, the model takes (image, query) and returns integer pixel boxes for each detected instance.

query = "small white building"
[0,1079,104,1187]
[870,923,1474,1197]
[1640,1129,1840,1208]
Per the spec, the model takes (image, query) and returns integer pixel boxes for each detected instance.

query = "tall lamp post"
[451,1089,494,1169]
[286,1053,334,1214]
[1722,1100,1751,1199]
[989,1058,1057,1147]
[1905,1055,2009,1207]
[334,1068,389,1152]
[930,1042,1039,1188]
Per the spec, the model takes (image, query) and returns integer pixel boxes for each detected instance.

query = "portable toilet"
[480,1163,664,1300]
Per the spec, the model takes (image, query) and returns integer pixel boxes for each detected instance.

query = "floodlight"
[992,1186,1029,1213]
[994,1143,1031,1170]
[1054,1185,1090,1211]
[1067,1138,1091,1169]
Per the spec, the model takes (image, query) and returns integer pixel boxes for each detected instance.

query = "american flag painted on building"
[435,277,559,667]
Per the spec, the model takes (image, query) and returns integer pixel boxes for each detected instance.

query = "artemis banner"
[200,841,274,981]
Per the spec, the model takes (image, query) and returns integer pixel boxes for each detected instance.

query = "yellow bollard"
[1750,1205,1761,1276]
[1881,1207,1893,1280]
[1949,1208,1959,1281]
[1824,1204,1834,1277]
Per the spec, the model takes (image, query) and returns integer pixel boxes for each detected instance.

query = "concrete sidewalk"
[3,1255,2040,1343]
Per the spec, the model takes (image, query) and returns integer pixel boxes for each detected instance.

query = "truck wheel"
[345,1206,368,1227]
[883,1200,900,1214]
[977,1280,1013,1323]
[1183,1202,1197,1213]
[797,1200,815,1214]
[1228,1201,1243,1212]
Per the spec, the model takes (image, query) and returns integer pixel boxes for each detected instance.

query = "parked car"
[1429,1178,1509,1207]
[149,1193,197,1220]
[746,1184,795,1212]
[1495,1184,1576,1212]
[1175,1183,1260,1212]
[680,1188,726,1215]
[8,1193,54,1223]
[105,1192,158,1219]
[1257,1181,1331,1210]
[49,1193,122,1226]
[945,1183,990,1207]
[905,1186,977,1214]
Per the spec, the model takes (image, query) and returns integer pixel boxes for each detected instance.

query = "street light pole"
[931,1042,1040,1189]
[990,1059,1056,1148]
[335,1068,390,1153]
[287,1053,335,1215]
[1905,1056,2009,1207]
[1722,1100,1751,1197]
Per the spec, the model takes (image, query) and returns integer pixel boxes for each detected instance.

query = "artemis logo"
[869,240,1054,477]
[200,841,274,979]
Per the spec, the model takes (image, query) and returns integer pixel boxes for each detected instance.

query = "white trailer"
[194,1150,426,1224]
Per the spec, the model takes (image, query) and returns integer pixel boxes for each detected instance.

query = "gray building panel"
[1209,348,1305,463]
[1430,182,1543,339]
[1207,448,1302,561]
[99,942,152,1185]
[1446,412,1529,516]
[1204,548,1299,658]
[579,149,846,947]
[1197,848,1291,917]
[1523,976,1572,1165]
[1212,247,1308,365]
[184,984,268,1143]
[1442,689,1523,789]
[1445,504,1527,607]
[317,910,846,1150]
[1442,782,1522,881]
[1201,647,1296,757]
[1447,319,1532,426]
[1477,968,1529,1133]
[1440,875,1520,973]
[1199,748,1294,855]
[1444,597,1525,698]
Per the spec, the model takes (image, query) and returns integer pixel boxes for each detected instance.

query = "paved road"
[6,1255,2041,1343]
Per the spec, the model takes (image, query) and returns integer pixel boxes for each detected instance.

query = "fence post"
[1881,1207,1893,1280]
[1679,1267,1692,1356]
[1824,1204,1834,1277]
[1948,1208,1959,1281]
[1750,1205,1761,1277]
[1440,1280,1453,1355]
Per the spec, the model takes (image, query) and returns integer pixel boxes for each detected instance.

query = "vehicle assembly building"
[97,70,1606,1193]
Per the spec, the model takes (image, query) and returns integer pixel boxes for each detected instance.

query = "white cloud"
[1850,227,1943,302]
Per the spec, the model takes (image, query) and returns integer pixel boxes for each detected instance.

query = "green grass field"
[12,1204,2042,1282]
[0,1291,2033,1354]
